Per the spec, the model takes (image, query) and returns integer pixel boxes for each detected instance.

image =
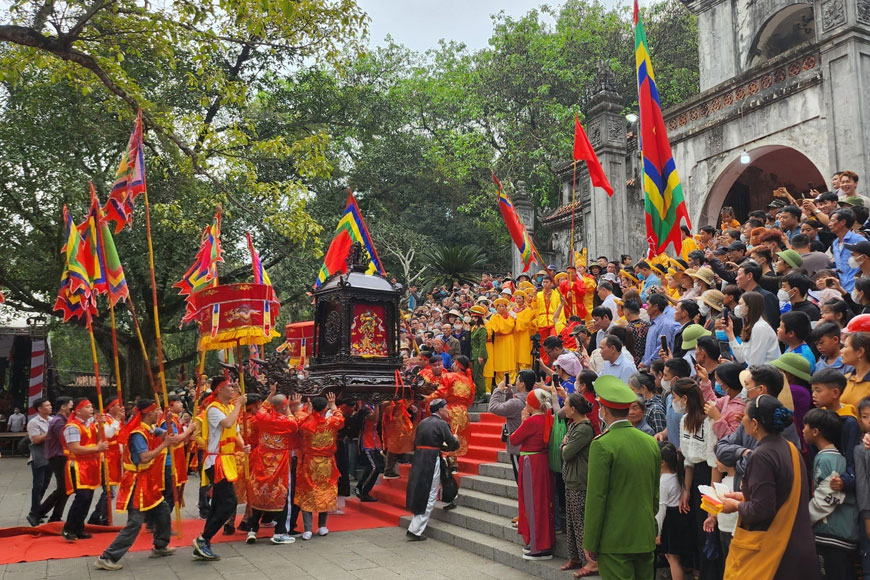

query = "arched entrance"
[699,145,825,226]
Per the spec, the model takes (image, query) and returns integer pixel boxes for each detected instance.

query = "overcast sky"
[356,0,626,53]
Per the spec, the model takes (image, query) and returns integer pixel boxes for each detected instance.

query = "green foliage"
[424,246,488,288]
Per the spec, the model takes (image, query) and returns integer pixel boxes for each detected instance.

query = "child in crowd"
[804,408,859,579]
[811,368,860,493]
[853,397,870,578]
[778,311,816,373]
[656,442,692,580]
[811,322,854,374]
[702,459,738,561]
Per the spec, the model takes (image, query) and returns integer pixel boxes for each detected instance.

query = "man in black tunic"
[405,399,459,540]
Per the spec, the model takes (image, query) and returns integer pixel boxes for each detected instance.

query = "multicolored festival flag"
[573,114,613,196]
[54,206,97,322]
[103,110,146,233]
[314,192,386,288]
[174,209,224,298]
[246,232,272,286]
[493,172,537,272]
[634,1,691,257]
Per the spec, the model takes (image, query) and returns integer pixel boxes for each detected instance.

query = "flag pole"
[125,299,158,396]
[108,302,124,403]
[142,183,182,538]
[86,311,113,526]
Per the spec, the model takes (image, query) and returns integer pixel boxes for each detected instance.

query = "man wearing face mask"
[653,358,692,448]
[714,365,802,489]
[781,272,820,322]
[671,300,700,358]
[845,240,870,279]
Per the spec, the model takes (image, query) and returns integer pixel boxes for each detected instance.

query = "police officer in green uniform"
[583,375,661,580]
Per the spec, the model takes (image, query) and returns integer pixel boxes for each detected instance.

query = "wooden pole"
[142,187,182,538]
[108,301,124,403]
[86,313,113,526]
[235,344,251,482]
[125,299,158,396]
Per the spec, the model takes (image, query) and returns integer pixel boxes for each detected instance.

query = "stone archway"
[747,3,815,68]
[699,145,825,226]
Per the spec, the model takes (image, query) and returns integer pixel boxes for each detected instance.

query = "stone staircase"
[395,410,596,580]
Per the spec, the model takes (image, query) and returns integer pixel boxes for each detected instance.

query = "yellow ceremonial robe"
[513,306,537,369]
[582,275,597,326]
[535,290,564,335]
[489,313,516,375]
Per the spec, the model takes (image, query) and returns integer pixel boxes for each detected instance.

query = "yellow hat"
[620,270,639,284]
[555,272,568,282]
[469,305,487,317]
[493,297,511,307]
[519,281,535,292]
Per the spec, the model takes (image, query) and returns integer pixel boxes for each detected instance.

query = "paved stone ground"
[0,457,539,580]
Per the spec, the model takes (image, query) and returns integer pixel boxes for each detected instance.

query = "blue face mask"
[638,273,646,281]
[713,382,726,397]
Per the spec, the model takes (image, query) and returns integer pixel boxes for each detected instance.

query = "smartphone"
[719,340,733,361]
[721,306,730,323]
[660,336,668,353]
[504,372,510,385]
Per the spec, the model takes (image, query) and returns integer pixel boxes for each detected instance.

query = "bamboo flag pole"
[141,187,182,538]
[85,312,113,526]
[235,344,251,482]
[125,299,158,395]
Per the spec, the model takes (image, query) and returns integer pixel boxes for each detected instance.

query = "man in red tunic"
[246,393,300,545]
[95,400,182,570]
[294,393,344,540]
[62,398,108,541]
[558,266,587,320]
[426,356,475,476]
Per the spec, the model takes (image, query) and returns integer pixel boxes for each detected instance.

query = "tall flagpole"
[86,310,113,526]
[108,302,124,403]
[126,299,158,395]
[140,145,182,538]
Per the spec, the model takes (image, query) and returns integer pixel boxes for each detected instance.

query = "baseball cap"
[727,241,746,252]
[844,240,870,256]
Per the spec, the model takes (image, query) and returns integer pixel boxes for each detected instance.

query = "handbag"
[548,412,568,472]
[439,456,459,503]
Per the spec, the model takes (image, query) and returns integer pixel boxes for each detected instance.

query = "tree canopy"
[0,0,698,397]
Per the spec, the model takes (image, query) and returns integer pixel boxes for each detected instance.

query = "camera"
[530,333,542,360]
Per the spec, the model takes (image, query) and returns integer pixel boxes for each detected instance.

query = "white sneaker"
[317,527,329,536]
[328,509,344,515]
[301,531,312,540]
[270,534,296,544]
[94,557,123,571]
[246,531,257,544]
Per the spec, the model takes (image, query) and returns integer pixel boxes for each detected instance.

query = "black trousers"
[357,448,384,496]
[200,467,237,541]
[817,543,856,580]
[38,456,69,521]
[29,463,49,516]
[102,499,171,563]
[249,502,289,535]
[336,439,351,497]
[63,468,95,535]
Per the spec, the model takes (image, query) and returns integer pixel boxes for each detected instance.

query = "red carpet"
[0,499,393,564]
[356,412,507,521]
[0,412,507,565]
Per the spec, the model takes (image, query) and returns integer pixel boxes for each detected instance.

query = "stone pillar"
[683,0,740,91]
[818,0,870,184]
[582,62,642,261]
[512,181,535,276]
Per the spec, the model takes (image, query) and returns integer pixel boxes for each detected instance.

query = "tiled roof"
[540,200,582,224]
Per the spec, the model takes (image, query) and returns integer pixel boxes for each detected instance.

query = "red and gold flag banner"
[186,283,280,351]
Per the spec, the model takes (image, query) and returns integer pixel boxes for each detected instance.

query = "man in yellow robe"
[513,291,537,370]
[535,277,564,342]
[487,297,516,378]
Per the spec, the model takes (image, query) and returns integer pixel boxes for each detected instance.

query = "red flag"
[633,0,639,25]
[573,114,613,197]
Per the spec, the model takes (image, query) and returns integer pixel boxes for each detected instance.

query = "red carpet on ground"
[0,412,507,565]
[0,499,393,565]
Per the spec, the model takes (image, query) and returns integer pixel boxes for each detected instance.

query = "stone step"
[460,473,518,500]
[498,450,513,464]
[478,461,515,481]
[454,488,518,518]
[429,504,572,559]
[398,516,592,580]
